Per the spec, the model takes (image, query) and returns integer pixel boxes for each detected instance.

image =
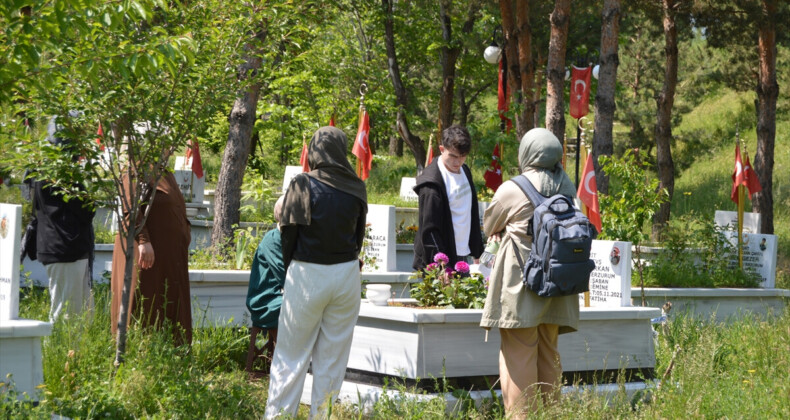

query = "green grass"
[5,286,789,418]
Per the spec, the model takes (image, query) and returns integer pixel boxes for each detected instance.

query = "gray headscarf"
[518,128,576,197]
[280,126,368,226]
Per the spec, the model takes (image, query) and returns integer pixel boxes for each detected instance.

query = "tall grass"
[5,285,789,418]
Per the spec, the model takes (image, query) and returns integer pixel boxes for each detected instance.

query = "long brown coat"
[111,171,192,344]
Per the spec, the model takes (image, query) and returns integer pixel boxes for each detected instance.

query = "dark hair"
[441,125,471,155]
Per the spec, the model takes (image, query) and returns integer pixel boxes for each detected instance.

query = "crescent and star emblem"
[356,129,368,152]
[583,169,596,195]
[573,79,587,100]
[734,160,743,176]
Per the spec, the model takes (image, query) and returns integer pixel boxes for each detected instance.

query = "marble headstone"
[282,165,303,194]
[715,210,761,234]
[399,177,418,202]
[0,204,22,321]
[173,157,205,203]
[724,232,777,288]
[582,239,632,307]
[363,204,397,273]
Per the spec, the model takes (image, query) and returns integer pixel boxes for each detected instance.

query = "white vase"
[365,284,391,306]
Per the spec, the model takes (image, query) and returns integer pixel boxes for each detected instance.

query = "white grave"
[715,210,761,233]
[582,240,632,307]
[0,203,52,401]
[282,165,303,193]
[399,177,418,202]
[174,157,205,204]
[363,204,397,273]
[724,232,777,288]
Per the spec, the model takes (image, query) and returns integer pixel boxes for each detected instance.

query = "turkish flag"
[352,109,372,180]
[577,153,602,233]
[186,138,204,179]
[483,143,503,191]
[426,144,434,165]
[329,114,335,127]
[569,65,592,119]
[96,122,105,151]
[731,143,762,203]
[299,139,310,172]
[497,60,512,133]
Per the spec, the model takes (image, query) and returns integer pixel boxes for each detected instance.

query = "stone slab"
[0,203,22,321]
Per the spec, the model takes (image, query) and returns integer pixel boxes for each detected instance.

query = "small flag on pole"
[497,60,512,133]
[570,65,592,120]
[186,138,204,179]
[731,142,761,204]
[352,108,372,180]
[483,143,503,192]
[299,136,310,172]
[577,152,602,233]
[96,122,105,151]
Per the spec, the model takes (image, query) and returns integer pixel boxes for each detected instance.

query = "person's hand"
[138,242,155,270]
[488,232,502,243]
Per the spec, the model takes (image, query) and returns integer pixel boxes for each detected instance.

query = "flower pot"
[365,284,391,306]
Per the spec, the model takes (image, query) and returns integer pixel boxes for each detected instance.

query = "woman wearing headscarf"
[480,128,579,418]
[265,126,368,419]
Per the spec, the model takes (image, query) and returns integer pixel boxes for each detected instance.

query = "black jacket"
[412,159,483,271]
[32,180,95,265]
[281,177,366,269]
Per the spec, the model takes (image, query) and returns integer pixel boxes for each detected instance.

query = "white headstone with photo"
[399,177,418,202]
[282,165,303,194]
[0,204,21,321]
[173,157,205,203]
[715,210,761,233]
[581,240,632,307]
[363,204,397,273]
[724,232,777,288]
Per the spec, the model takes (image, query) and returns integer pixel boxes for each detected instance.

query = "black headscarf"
[280,126,368,226]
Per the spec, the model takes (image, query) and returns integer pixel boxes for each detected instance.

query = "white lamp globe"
[592,64,600,79]
[565,68,570,81]
[484,45,502,64]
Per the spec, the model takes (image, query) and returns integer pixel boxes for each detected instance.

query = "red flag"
[426,145,434,165]
[577,153,602,233]
[497,60,512,133]
[329,114,335,127]
[96,122,105,151]
[731,143,762,203]
[569,65,592,119]
[483,143,503,191]
[352,109,372,180]
[299,139,310,172]
[186,138,204,179]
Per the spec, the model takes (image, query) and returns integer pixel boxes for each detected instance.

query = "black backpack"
[510,174,597,297]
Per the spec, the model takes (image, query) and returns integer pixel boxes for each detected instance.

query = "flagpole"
[579,144,591,308]
[738,185,744,268]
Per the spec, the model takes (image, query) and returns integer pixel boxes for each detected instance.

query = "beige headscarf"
[518,128,576,197]
[280,126,368,226]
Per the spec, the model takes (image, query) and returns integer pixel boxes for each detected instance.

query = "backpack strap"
[509,174,546,207]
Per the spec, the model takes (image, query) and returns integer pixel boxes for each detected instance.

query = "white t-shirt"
[438,158,472,256]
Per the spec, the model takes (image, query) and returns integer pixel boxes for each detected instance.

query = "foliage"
[409,254,487,309]
[395,219,418,244]
[360,224,379,272]
[642,214,761,288]
[240,177,277,223]
[189,225,263,271]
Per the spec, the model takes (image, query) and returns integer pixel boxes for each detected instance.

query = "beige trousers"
[46,259,93,322]
[499,324,561,418]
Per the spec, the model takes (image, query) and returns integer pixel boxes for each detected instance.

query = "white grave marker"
[363,204,397,273]
[282,165,303,194]
[0,204,22,321]
[173,157,205,203]
[724,232,777,288]
[715,210,761,233]
[399,177,418,202]
[581,240,632,307]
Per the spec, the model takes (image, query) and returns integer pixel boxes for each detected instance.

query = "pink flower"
[426,262,439,272]
[434,252,449,265]
[454,261,470,274]
[445,267,455,276]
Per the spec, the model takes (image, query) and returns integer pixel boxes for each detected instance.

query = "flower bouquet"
[410,252,488,309]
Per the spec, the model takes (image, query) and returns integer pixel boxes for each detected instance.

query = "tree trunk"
[438,1,479,132]
[382,0,425,170]
[652,0,678,238]
[499,0,522,138]
[592,0,621,195]
[515,0,535,138]
[753,0,778,234]
[388,134,403,156]
[211,28,267,250]
[545,0,571,144]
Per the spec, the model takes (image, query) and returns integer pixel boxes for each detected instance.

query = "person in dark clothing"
[265,126,367,419]
[412,125,483,271]
[245,195,286,375]
[29,114,96,322]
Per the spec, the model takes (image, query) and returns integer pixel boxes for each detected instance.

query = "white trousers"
[265,259,360,419]
[46,258,93,322]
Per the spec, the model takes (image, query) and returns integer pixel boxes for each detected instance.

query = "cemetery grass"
[6,286,790,419]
